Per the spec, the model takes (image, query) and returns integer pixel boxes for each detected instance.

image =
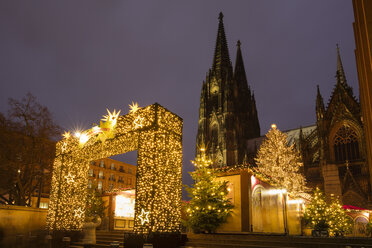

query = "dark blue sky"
[0,1,358,187]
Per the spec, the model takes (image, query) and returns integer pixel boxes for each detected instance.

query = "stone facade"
[196,13,260,167]
[88,157,136,192]
[196,13,371,209]
[308,46,371,208]
[353,0,372,205]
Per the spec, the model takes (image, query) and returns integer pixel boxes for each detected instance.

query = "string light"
[47,103,183,234]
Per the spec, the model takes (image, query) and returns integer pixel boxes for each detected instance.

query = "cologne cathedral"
[196,13,371,208]
[196,12,260,167]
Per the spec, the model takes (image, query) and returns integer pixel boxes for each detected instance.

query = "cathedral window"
[333,126,360,162]
[211,124,218,148]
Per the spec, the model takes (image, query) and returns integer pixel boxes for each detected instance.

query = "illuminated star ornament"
[74,208,84,218]
[138,209,150,225]
[129,102,141,113]
[101,108,121,126]
[65,173,76,184]
[62,131,71,139]
[134,116,144,129]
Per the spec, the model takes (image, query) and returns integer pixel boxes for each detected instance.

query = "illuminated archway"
[46,103,183,234]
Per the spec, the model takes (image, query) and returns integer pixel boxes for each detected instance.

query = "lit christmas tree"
[255,124,306,196]
[303,188,330,231]
[185,146,233,233]
[85,184,106,223]
[328,194,352,236]
[304,188,352,236]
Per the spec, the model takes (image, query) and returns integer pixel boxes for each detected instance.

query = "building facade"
[312,46,371,208]
[353,0,372,200]
[196,12,260,167]
[88,157,137,192]
[196,13,371,211]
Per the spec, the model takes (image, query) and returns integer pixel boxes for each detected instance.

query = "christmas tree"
[185,146,233,233]
[303,188,352,236]
[255,124,306,196]
[85,184,106,222]
[303,188,330,231]
[328,194,352,236]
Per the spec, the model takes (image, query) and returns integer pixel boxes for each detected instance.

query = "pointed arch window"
[210,124,218,148]
[333,126,360,162]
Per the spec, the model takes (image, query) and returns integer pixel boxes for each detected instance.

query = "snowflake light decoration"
[134,116,144,129]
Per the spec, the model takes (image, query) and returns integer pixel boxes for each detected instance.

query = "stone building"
[245,47,371,209]
[88,157,136,192]
[196,12,260,167]
[196,13,371,221]
[353,0,372,205]
[311,45,371,208]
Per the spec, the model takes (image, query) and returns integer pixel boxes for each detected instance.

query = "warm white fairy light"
[47,103,183,233]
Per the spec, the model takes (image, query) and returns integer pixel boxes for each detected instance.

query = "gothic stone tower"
[196,13,260,167]
[316,45,371,207]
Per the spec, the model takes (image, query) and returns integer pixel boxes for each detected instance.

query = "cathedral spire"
[212,12,232,74]
[334,44,354,97]
[336,44,347,87]
[234,40,249,92]
[251,92,260,136]
[316,85,325,121]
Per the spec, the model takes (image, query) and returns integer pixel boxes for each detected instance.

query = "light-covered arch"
[46,103,183,234]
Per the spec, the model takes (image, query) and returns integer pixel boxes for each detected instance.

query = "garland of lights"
[46,103,183,234]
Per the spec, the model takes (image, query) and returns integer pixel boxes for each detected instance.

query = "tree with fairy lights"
[328,194,352,236]
[304,188,352,236]
[303,188,331,232]
[185,146,233,233]
[85,184,106,223]
[255,124,306,196]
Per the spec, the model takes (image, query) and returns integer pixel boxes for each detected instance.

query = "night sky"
[0,1,358,189]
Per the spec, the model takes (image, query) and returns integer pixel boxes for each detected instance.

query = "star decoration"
[62,131,71,139]
[129,101,141,113]
[134,116,144,129]
[138,209,149,225]
[61,142,67,153]
[74,208,84,218]
[101,109,121,126]
[65,173,75,184]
